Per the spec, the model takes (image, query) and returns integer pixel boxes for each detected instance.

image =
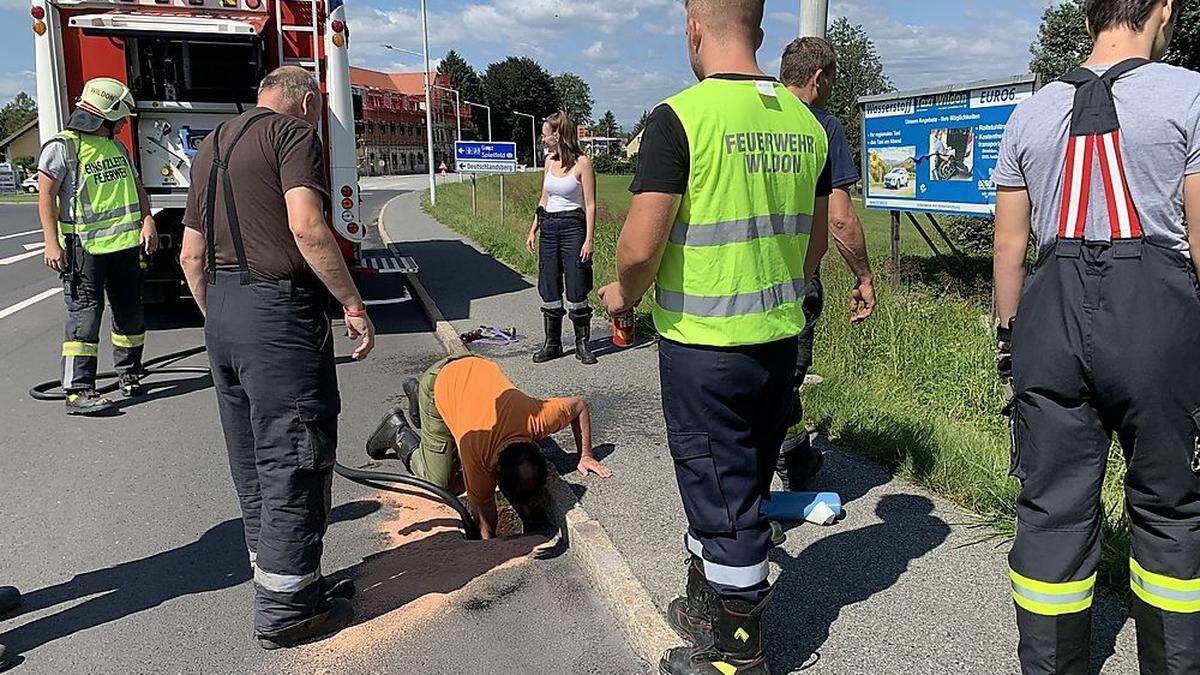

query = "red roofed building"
[351,67,472,176]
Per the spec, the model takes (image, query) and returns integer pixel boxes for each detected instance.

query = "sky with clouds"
[0,0,1058,127]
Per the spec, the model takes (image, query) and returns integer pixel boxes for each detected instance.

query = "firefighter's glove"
[997,324,1014,410]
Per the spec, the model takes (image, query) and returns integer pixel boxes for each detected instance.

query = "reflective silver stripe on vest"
[76,220,141,241]
[1131,568,1200,604]
[82,204,141,226]
[254,566,321,594]
[1011,580,1095,607]
[668,213,813,248]
[685,534,768,588]
[657,277,807,318]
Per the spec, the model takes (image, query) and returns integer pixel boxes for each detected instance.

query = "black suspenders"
[204,111,275,285]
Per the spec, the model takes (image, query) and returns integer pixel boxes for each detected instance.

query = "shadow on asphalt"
[0,500,380,663]
[766,494,951,673]
[400,240,532,321]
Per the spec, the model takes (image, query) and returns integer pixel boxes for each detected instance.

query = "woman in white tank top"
[525,111,598,365]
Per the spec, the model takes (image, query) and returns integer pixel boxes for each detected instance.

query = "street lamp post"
[513,111,537,169]
[465,101,492,141]
[431,84,462,142]
[799,0,828,38]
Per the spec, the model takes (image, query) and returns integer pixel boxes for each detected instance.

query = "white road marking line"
[0,287,62,320]
[0,249,46,265]
[0,229,42,241]
[22,242,46,251]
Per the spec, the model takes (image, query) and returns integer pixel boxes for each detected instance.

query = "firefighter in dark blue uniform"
[180,67,374,649]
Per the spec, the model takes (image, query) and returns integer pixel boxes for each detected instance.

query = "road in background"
[0,189,642,674]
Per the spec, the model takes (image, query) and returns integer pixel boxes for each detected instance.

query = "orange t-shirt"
[434,357,575,505]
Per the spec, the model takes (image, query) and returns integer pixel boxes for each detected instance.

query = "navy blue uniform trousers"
[205,271,340,634]
[660,336,797,602]
[537,207,593,320]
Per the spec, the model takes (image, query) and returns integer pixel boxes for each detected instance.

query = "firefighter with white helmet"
[37,77,158,415]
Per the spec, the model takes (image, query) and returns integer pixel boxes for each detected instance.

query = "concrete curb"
[376,194,676,670]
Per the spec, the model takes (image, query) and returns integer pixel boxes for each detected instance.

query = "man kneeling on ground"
[379,355,612,539]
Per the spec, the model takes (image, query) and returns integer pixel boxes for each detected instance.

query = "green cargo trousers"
[411,356,465,494]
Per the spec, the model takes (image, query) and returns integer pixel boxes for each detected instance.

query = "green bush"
[942,215,995,256]
[591,153,637,175]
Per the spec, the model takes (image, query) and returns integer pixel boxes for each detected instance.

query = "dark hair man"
[38,77,159,415]
[777,36,876,491]
[179,66,375,650]
[599,1,837,672]
[382,356,611,539]
[993,0,1200,671]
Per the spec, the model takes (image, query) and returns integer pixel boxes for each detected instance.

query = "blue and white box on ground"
[455,141,518,174]
[858,74,1037,217]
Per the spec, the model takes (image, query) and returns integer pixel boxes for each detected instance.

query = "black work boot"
[402,378,422,429]
[660,592,771,675]
[667,556,716,646]
[573,317,598,365]
[0,587,20,614]
[532,313,564,363]
[365,407,420,461]
[65,390,114,416]
[775,434,824,492]
[119,372,145,398]
[257,597,354,650]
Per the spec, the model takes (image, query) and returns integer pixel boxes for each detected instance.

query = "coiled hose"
[29,344,480,540]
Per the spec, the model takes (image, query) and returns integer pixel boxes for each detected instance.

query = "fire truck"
[31,0,405,302]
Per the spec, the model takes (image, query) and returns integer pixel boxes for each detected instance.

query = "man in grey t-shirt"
[993,1,1200,671]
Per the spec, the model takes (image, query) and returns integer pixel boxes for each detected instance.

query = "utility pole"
[799,0,828,38]
[419,0,436,204]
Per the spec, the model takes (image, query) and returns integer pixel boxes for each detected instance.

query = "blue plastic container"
[760,492,843,523]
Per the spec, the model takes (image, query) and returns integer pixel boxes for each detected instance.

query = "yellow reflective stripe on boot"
[1130,558,1200,613]
[111,332,145,349]
[713,663,737,675]
[1009,568,1096,616]
[62,341,99,357]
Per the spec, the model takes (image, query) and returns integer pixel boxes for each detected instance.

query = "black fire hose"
[28,345,211,400]
[333,463,481,540]
[27,344,482,540]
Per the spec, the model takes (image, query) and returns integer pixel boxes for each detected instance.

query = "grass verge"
[425,172,1130,587]
[0,192,38,204]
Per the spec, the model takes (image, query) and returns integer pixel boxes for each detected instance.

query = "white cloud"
[582,41,618,63]
[0,71,34,104]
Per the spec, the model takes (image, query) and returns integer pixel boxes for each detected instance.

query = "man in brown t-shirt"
[179,66,373,650]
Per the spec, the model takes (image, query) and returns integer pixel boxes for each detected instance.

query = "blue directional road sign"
[455,141,518,174]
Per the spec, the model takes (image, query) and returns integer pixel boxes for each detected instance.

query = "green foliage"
[438,51,487,139]
[0,93,36,141]
[630,110,650,139]
[942,215,996,256]
[591,153,637,175]
[552,72,594,127]
[827,17,893,168]
[481,57,561,161]
[1031,1,1200,81]
[12,156,35,174]
[590,110,620,138]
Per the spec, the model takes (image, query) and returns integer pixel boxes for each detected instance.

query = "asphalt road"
[0,188,642,674]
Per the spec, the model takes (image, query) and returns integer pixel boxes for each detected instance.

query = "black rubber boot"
[0,587,19,614]
[257,597,354,650]
[64,390,114,416]
[573,317,598,365]
[402,378,422,429]
[668,556,716,647]
[660,592,771,675]
[532,313,564,363]
[320,578,355,602]
[775,434,824,492]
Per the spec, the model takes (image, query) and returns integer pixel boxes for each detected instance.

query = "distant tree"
[1029,1,1091,81]
[481,57,560,163]
[1030,1,1200,81]
[12,156,35,174]
[827,18,893,166]
[630,109,650,138]
[591,110,619,138]
[0,93,37,140]
[438,50,488,139]
[552,72,594,127]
